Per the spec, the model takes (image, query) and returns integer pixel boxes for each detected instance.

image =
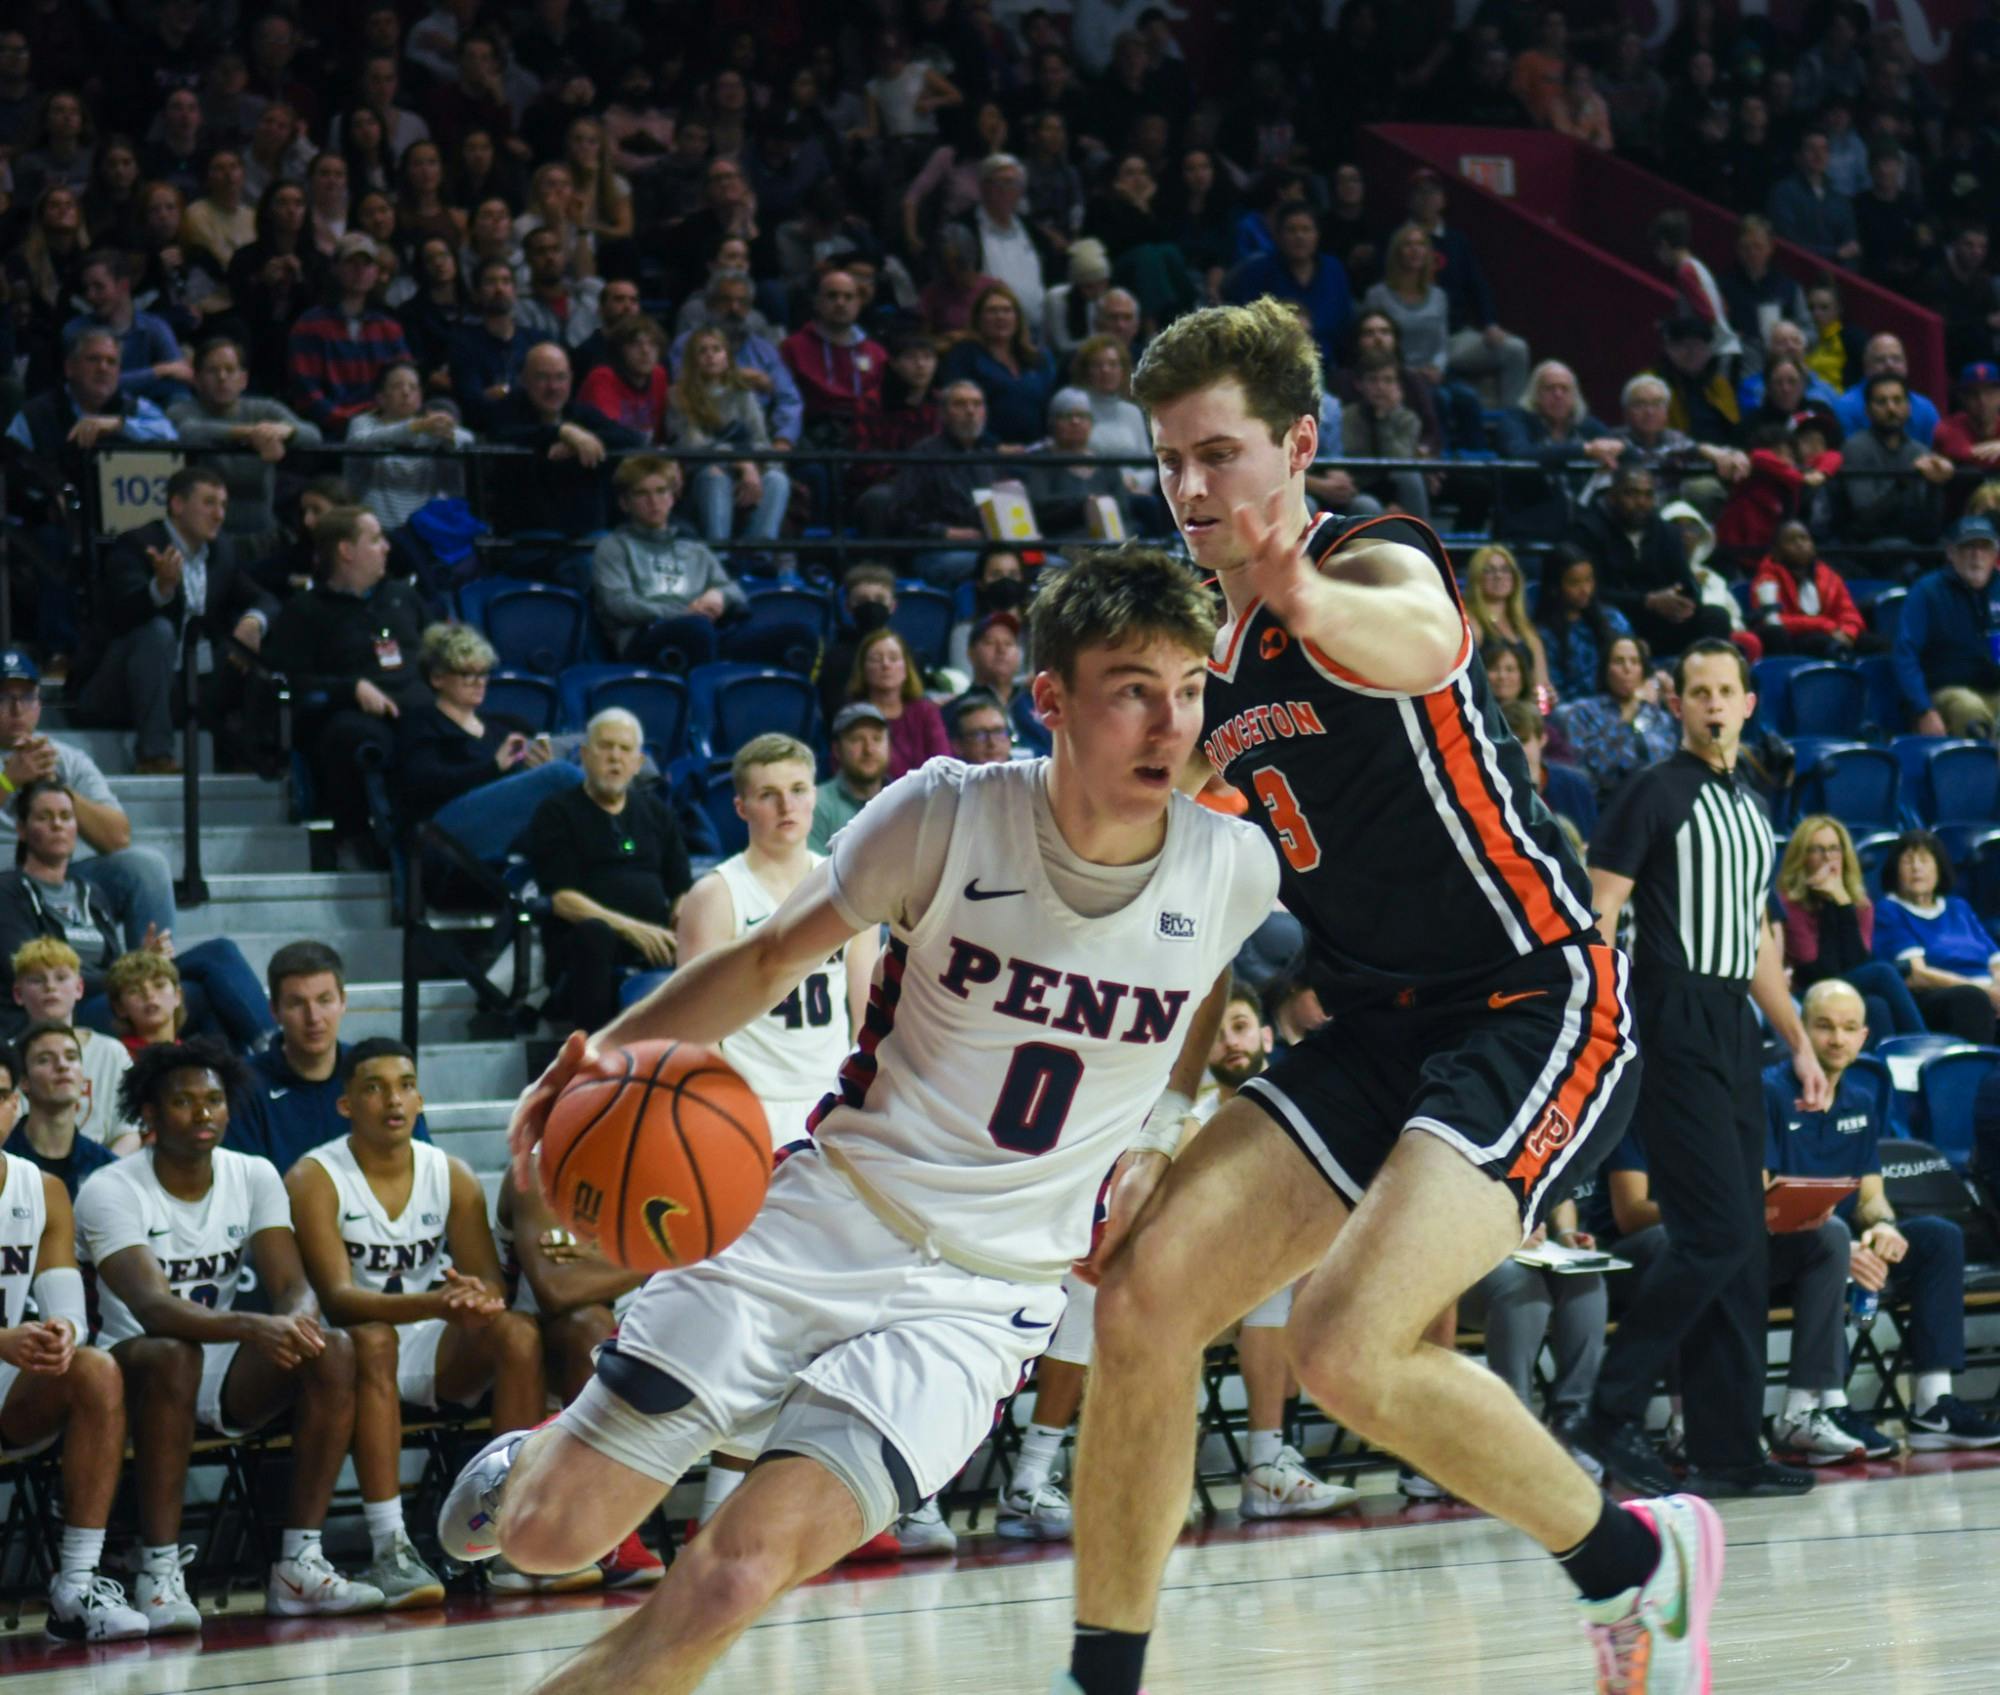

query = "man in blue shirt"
[449,260,537,433]
[0,1026,116,1199]
[1890,515,2000,736]
[669,272,803,449]
[1831,333,1941,444]
[1764,979,2000,1451]
[64,250,192,408]
[1223,203,1351,370]
[224,940,431,1175]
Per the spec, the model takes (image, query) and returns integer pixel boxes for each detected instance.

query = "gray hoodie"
[590,524,745,648]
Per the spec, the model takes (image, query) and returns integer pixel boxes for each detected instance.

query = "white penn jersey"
[812,759,1276,1280]
[74,1148,291,1347]
[0,1153,47,1329]
[715,851,850,1135]
[302,1138,452,1295]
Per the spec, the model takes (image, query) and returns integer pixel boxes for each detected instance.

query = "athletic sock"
[1915,1372,1952,1416]
[699,1465,744,1524]
[363,1497,405,1558]
[1821,1387,1849,1410]
[279,1528,322,1562]
[1555,1496,1662,1603]
[1245,1428,1283,1471]
[1071,1624,1150,1695]
[1013,1423,1066,1495]
[1782,1387,1819,1421]
[57,1525,104,1583]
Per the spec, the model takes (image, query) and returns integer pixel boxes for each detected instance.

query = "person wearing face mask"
[817,565,899,725]
[948,548,1029,673]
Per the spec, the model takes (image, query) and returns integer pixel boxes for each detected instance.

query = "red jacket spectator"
[1715,447,1808,557]
[779,322,886,426]
[1933,409,2000,466]
[579,362,668,443]
[1748,550,1866,642]
[850,390,942,491]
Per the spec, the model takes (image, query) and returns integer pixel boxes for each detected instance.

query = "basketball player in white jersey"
[73,1035,384,1631]
[0,1042,147,1641]
[438,547,1280,1695]
[287,1037,559,1604]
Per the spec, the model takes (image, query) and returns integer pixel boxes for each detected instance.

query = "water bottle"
[1849,1281,1880,1327]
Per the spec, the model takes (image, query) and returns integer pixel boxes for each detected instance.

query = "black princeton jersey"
[1201,512,1599,1010]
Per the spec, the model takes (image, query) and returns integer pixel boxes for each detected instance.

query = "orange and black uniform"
[1204,512,1639,1228]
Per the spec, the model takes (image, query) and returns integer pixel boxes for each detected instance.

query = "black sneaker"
[1581,1416,1678,1497]
[1907,1394,2000,1451]
[1825,1404,1900,1460]
[1680,1459,1816,1498]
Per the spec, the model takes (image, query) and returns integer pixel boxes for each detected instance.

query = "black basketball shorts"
[1239,941,1640,1233]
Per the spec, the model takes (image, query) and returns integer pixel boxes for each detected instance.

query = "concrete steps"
[173,872,393,939]
[343,981,487,1045]
[415,1039,528,1101]
[179,824,315,874]
[54,726,217,775]
[108,773,292,830]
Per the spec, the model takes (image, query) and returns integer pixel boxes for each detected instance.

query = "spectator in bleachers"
[1832,333,1942,444]
[1933,361,2000,468]
[1569,462,1732,657]
[1767,979,2000,1452]
[573,274,642,376]
[1340,352,1432,521]
[1403,165,1532,405]
[1923,221,1998,373]
[816,565,900,725]
[1335,308,1448,458]
[1894,514,2000,735]
[809,702,890,854]
[79,465,276,778]
[578,314,669,444]
[1502,698,1595,836]
[1647,209,1742,365]
[7,185,92,357]
[871,378,999,584]
[1739,323,1841,418]
[1746,519,1867,655]
[1857,142,1935,295]
[1713,420,1821,561]
[962,609,1046,752]
[1360,222,1453,391]
[1557,634,1680,799]
[1040,237,1109,362]
[286,233,415,438]
[1465,544,1553,700]
[183,146,255,269]
[515,224,601,348]
[76,1036,387,1628]
[225,181,324,395]
[3,1023,114,1199]
[948,153,1051,333]
[847,626,949,780]
[1720,215,1808,364]
[344,362,474,531]
[780,267,886,446]
[1652,314,1744,445]
[169,336,323,558]
[449,257,536,432]
[11,938,137,1151]
[668,326,793,547]
[484,341,641,546]
[1019,386,1134,534]
[1495,360,1617,539]
[851,330,942,498]
[945,688,1014,764]
[1224,202,1351,369]
[64,249,192,409]
[0,649,177,949]
[104,949,184,1053]
[1833,372,1955,547]
[1767,125,1862,266]
[1537,542,1635,704]
[939,281,1057,447]
[1776,816,1956,1042]
[1070,335,1153,494]
[526,707,691,1033]
[7,325,177,474]
[667,271,801,450]
[1598,372,1749,502]
[1874,829,2000,1037]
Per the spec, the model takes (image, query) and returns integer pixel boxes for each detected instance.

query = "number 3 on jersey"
[1253,768,1322,872]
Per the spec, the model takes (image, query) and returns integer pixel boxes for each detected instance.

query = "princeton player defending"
[287,1038,556,1604]
[437,549,1279,1695]
[73,1036,384,1631]
[1058,299,1713,1695]
[0,1102,147,1640]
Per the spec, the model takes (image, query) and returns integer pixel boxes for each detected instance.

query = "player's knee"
[673,1537,794,1629]
[124,1336,202,1397]
[1095,1237,1203,1356]
[348,1321,399,1384]
[491,1310,543,1369]
[1286,1311,1392,1430]
[67,1344,124,1410]
[304,1326,356,1388]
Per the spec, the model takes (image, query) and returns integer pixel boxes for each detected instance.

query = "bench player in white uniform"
[439,547,1280,1695]
[73,1035,384,1632]
[0,1043,147,1642]
[288,1037,558,1604]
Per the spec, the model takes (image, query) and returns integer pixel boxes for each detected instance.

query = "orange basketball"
[539,1041,772,1274]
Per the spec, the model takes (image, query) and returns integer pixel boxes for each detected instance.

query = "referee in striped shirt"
[1580,638,1831,1498]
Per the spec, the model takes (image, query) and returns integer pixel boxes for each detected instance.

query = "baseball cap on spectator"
[831,702,888,735]
[335,232,381,263]
[1952,515,1999,548]
[1790,404,1842,445]
[971,611,1022,642]
[0,650,39,685]
[1049,386,1092,421]
[1068,238,1111,285]
[1959,361,2000,392]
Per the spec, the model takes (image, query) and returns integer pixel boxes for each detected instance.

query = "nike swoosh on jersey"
[342,1211,368,1222]
[966,880,1026,901]
[146,1225,171,1237]
[1010,1308,1054,1330]
[1486,989,1548,1011]
[269,1088,289,1100]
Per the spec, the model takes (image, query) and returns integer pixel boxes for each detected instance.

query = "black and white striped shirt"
[1590,751,1775,986]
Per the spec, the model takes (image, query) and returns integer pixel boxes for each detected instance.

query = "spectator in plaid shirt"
[286,234,414,438]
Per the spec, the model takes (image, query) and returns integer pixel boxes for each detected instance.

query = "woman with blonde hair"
[1464,544,1553,700]
[1775,814,1943,1040]
[1360,222,1450,385]
[564,116,635,246]
[513,161,596,280]
[668,324,792,545]
[1072,332,1153,495]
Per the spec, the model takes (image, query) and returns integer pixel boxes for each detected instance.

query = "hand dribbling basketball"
[508,1030,624,1192]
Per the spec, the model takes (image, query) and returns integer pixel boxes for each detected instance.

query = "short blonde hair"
[11,937,81,978]
[105,951,186,1033]
[731,733,815,794]
[421,621,497,682]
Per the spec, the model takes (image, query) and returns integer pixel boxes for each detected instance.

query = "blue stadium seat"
[1928,822,1998,873]
[1751,656,1819,732]
[1868,587,1906,640]
[1792,746,1899,831]
[1925,742,2000,826]
[700,768,750,856]
[1856,655,1904,738]
[743,585,836,645]
[1917,1047,2000,1167]
[588,671,692,765]
[891,584,955,669]
[482,670,558,734]
[481,584,588,675]
[1853,829,1903,901]
[1971,832,2000,919]
[557,662,653,732]
[1787,736,1862,779]
[1844,1052,1900,1134]
[1784,664,1868,738]
[1891,735,1971,809]
[693,664,819,755]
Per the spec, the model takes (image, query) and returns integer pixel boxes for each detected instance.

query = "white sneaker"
[996,1478,1073,1541]
[894,1498,958,1557]
[266,1544,387,1616]
[132,1547,202,1634]
[1580,1494,1725,1695]
[360,1533,447,1610]
[1397,1466,1450,1502]
[1772,1407,1866,1466]
[44,1573,148,1642]
[487,1556,602,1594]
[438,1427,528,1563]
[1240,1446,1359,1519]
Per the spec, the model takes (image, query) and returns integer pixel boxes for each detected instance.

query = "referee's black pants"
[1592,976,1768,1470]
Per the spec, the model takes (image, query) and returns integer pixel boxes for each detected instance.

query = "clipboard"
[1764,1175,1858,1233]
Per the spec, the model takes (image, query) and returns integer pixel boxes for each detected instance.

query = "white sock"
[57,1525,104,1583]
[1916,1372,1952,1415]
[1821,1387,1849,1410]
[363,1497,405,1558]
[1245,1428,1283,1471]
[279,1528,321,1562]
[1783,1388,1820,1421]
[1013,1423,1066,1494]
[699,1465,744,1524]
[142,1544,180,1573]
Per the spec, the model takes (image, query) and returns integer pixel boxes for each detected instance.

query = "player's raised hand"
[1071,1148,1170,1287]
[510,1030,612,1192]
[1231,486,1320,632]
